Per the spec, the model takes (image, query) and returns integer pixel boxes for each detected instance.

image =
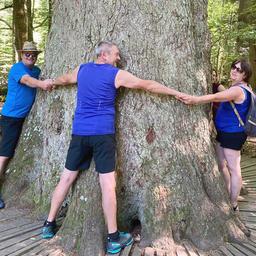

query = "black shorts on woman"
[216,131,247,151]
[65,134,116,173]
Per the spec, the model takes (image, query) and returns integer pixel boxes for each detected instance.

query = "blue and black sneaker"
[107,231,133,254]
[42,220,56,239]
[0,196,5,209]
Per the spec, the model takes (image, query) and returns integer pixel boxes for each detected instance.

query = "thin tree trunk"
[48,0,52,32]
[238,0,256,87]
[26,0,33,41]
[13,0,27,60]
[249,44,256,89]
[4,1,249,255]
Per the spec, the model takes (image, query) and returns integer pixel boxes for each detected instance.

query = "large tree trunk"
[4,0,248,255]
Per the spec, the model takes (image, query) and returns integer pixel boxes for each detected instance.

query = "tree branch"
[0,27,12,30]
[0,18,12,29]
[33,16,48,29]
[0,4,13,11]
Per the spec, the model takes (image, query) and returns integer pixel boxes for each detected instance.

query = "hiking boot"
[41,220,56,239]
[107,231,133,254]
[0,197,5,209]
[233,205,239,212]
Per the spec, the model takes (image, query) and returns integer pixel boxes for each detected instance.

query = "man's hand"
[39,79,54,91]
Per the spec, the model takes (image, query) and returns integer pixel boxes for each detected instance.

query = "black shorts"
[0,115,25,157]
[65,134,116,173]
[216,131,247,151]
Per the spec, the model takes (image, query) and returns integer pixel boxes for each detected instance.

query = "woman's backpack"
[230,84,256,137]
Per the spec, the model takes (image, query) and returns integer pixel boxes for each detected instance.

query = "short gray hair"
[95,41,117,57]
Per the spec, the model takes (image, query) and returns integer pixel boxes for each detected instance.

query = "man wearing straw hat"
[0,41,53,209]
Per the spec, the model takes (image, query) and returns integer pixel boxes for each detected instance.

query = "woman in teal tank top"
[178,59,252,213]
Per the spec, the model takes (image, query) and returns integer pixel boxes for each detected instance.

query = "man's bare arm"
[53,66,80,86]
[115,70,182,97]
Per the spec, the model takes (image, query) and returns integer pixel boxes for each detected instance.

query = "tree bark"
[4,0,249,255]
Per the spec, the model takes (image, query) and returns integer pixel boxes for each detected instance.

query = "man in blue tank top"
[42,41,183,254]
[0,42,53,209]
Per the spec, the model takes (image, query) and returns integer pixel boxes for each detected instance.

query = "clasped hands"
[176,92,200,105]
[40,78,57,91]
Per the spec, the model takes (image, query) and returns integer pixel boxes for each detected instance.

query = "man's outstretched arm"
[20,75,53,91]
[115,70,182,97]
[53,66,80,86]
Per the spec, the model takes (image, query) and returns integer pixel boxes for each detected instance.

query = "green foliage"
[208,0,239,82]
[0,87,7,102]
[0,1,13,89]
[208,0,256,84]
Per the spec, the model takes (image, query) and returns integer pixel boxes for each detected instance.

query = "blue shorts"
[65,134,116,173]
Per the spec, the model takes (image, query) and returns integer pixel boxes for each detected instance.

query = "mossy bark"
[3,0,248,255]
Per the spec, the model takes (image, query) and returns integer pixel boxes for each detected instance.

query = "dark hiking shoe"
[233,205,239,212]
[42,220,56,239]
[107,232,133,254]
[0,197,5,209]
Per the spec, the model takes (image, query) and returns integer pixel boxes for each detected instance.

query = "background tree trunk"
[238,0,256,88]
[249,44,256,88]
[4,0,248,255]
[48,0,52,32]
[26,0,33,42]
[13,0,27,60]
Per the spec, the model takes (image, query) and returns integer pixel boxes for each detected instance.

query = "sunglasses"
[231,64,243,73]
[24,53,37,58]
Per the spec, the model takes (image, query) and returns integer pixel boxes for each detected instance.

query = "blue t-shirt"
[72,62,119,135]
[2,61,41,118]
[215,88,251,133]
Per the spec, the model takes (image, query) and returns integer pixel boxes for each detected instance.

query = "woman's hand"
[176,94,200,105]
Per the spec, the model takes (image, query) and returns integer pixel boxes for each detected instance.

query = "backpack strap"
[236,83,254,95]
[229,82,252,127]
[229,101,245,127]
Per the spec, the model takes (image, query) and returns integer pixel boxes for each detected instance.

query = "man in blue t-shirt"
[0,41,53,209]
[42,41,183,254]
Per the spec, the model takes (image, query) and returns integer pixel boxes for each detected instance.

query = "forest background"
[0,0,256,96]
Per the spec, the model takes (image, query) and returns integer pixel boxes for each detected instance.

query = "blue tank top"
[215,88,251,132]
[72,62,119,135]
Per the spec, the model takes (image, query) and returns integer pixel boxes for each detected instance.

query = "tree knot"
[146,127,156,144]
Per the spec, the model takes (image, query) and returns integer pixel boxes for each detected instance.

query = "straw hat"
[18,41,42,53]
